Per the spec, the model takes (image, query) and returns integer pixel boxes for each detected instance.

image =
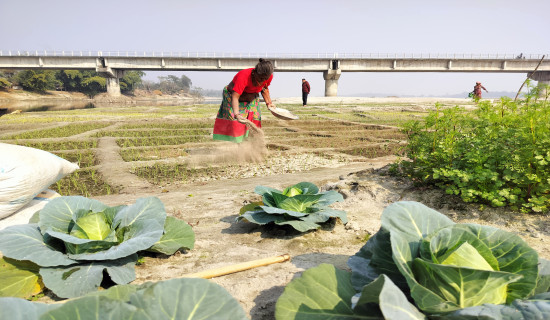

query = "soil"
[89,132,549,320]
[1,96,548,319]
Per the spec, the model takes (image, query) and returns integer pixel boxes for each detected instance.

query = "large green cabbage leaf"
[0,257,43,299]
[442,292,550,320]
[148,216,195,255]
[39,254,137,299]
[275,263,426,319]
[0,224,76,266]
[275,263,359,319]
[0,278,248,320]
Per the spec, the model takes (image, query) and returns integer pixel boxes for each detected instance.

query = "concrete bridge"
[1,51,549,97]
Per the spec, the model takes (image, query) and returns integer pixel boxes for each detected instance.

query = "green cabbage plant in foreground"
[237,182,347,232]
[0,277,248,320]
[275,201,550,319]
[0,196,195,299]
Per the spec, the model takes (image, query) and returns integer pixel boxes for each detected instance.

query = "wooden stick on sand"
[182,254,291,279]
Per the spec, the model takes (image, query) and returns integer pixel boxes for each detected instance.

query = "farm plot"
[1,98,550,320]
[0,104,411,196]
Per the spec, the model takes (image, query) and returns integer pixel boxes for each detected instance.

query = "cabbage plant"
[0,196,195,299]
[0,277,248,320]
[237,182,347,232]
[275,201,550,319]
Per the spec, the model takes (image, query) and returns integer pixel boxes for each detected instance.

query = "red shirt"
[231,68,273,94]
[302,81,310,93]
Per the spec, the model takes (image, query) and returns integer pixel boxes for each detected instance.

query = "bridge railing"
[0,50,547,60]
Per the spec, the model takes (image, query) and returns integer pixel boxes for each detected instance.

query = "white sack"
[0,143,79,218]
[0,189,61,230]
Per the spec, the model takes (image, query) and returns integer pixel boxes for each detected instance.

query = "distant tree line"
[0,70,216,98]
[140,75,192,95]
[0,69,145,98]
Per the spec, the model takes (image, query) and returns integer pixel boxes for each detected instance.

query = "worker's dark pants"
[302,92,309,106]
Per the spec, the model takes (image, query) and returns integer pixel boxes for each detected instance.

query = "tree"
[157,74,192,94]
[14,70,59,93]
[180,74,192,92]
[0,78,11,90]
[81,76,106,98]
[120,71,145,94]
[55,70,84,91]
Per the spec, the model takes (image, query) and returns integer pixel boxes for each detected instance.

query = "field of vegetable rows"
[1,98,549,319]
[0,102,420,196]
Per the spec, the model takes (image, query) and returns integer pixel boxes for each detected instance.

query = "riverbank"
[0,89,217,111]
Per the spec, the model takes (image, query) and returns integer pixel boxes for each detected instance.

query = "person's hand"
[267,103,276,110]
[234,113,247,124]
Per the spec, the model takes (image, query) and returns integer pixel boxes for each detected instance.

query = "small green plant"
[237,182,347,232]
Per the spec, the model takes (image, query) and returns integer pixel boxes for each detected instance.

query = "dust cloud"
[185,120,267,167]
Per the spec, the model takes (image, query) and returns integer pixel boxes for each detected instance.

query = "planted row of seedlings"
[4,123,111,139]
[116,135,209,148]
[94,128,211,138]
[120,146,189,162]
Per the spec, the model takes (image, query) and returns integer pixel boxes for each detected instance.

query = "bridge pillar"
[323,69,341,97]
[529,71,550,97]
[96,65,125,97]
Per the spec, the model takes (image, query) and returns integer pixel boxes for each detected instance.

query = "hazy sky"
[1,0,549,97]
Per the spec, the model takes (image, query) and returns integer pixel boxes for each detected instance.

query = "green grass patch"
[50,169,120,197]
[116,136,207,148]
[17,140,97,151]
[4,123,111,139]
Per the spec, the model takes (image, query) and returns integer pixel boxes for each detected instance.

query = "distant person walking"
[213,58,276,143]
[473,81,488,102]
[302,78,310,107]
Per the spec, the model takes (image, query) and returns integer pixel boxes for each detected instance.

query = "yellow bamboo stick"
[182,254,291,279]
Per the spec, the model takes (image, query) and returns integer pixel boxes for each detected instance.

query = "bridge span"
[1,51,548,97]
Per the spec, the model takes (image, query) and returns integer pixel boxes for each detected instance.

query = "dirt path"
[95,136,155,194]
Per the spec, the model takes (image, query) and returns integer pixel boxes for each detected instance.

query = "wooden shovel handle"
[182,254,291,279]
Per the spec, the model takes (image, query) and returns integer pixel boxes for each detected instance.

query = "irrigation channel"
[1,97,549,319]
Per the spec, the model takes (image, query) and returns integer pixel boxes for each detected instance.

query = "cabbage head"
[275,201,550,319]
[0,196,194,298]
[237,182,347,232]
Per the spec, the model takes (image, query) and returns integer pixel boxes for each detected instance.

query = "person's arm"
[231,91,247,123]
[261,87,275,109]
[306,82,310,93]
[482,85,488,92]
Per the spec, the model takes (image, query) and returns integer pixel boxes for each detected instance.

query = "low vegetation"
[400,83,550,212]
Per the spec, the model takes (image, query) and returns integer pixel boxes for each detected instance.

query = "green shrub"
[0,78,11,90]
[400,86,550,212]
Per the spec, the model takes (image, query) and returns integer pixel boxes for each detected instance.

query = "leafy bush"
[237,182,347,232]
[0,277,248,320]
[275,201,550,319]
[0,78,11,90]
[0,196,194,299]
[401,89,550,212]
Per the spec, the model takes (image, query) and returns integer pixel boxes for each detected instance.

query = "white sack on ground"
[0,143,78,218]
[0,189,61,230]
